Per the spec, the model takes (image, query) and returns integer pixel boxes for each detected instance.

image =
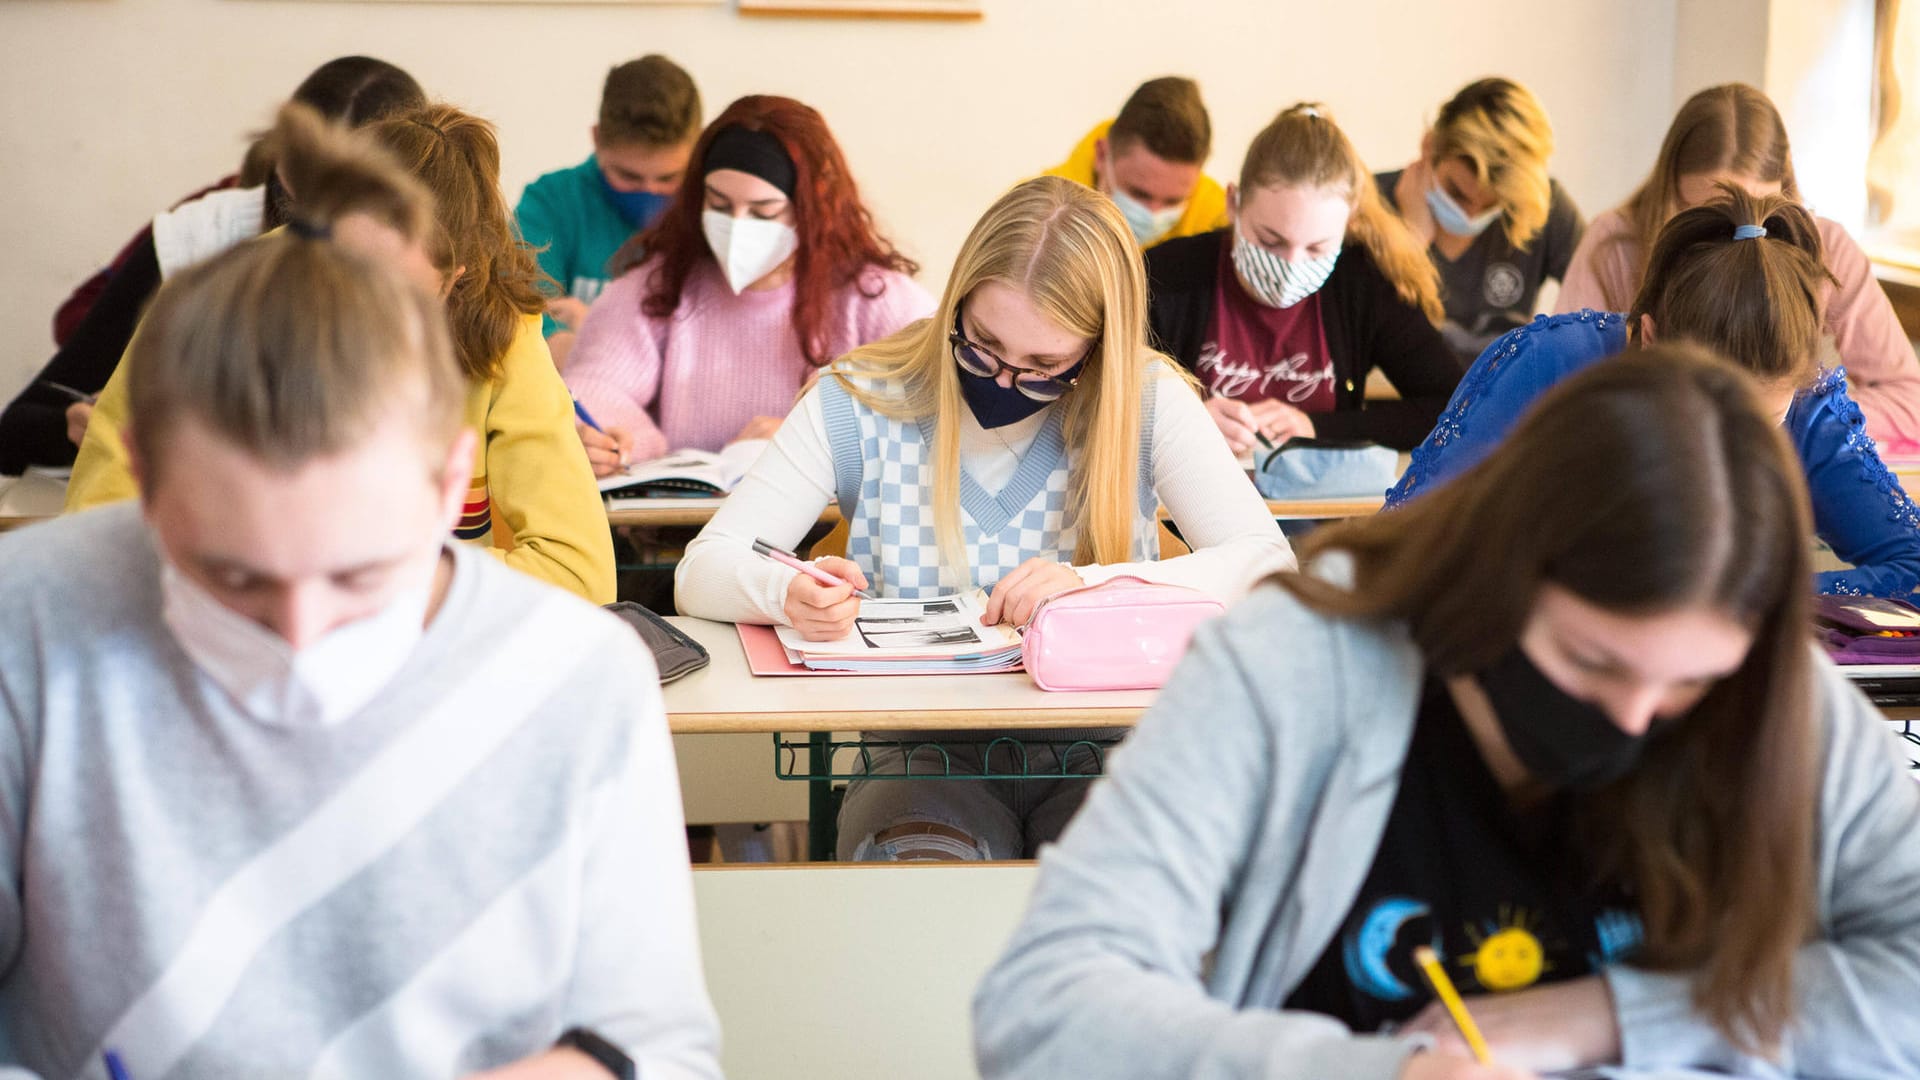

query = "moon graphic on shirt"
[1342,897,1434,1002]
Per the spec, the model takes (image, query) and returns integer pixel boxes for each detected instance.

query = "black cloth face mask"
[1477,644,1652,791]
[957,357,1085,430]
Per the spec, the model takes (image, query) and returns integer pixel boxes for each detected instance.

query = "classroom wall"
[1,0,1684,405]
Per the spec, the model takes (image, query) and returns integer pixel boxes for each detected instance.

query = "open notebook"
[740,589,1024,675]
[598,441,765,501]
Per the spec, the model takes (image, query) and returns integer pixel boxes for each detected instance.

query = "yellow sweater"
[65,313,617,604]
[1042,120,1230,248]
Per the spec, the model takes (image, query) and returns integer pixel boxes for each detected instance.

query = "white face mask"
[160,558,435,727]
[702,210,800,294]
[1110,186,1185,247]
[1231,225,1341,309]
[1425,179,1503,238]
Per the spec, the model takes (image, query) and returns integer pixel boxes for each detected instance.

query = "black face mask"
[957,362,1082,430]
[1476,645,1650,791]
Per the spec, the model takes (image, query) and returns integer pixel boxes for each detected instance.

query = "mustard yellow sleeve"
[1177,175,1232,239]
[1039,119,1111,186]
[63,358,140,512]
[478,315,617,604]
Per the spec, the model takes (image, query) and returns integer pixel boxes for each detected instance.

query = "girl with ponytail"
[1391,187,1920,598]
[65,103,617,604]
[1146,103,1462,453]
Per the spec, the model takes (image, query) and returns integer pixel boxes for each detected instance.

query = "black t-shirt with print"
[1282,677,1643,1030]
[1375,171,1585,367]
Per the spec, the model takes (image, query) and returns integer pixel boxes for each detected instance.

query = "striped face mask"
[1231,226,1341,309]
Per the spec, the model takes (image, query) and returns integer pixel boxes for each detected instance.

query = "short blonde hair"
[831,176,1183,576]
[128,231,464,484]
[1429,77,1556,250]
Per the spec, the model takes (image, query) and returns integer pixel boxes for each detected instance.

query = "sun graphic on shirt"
[1458,905,1553,992]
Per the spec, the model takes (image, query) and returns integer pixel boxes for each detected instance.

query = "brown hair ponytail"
[366,104,550,382]
[1240,104,1444,323]
[1630,185,1833,386]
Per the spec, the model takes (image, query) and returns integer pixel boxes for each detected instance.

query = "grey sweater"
[973,582,1920,1079]
[0,506,721,1080]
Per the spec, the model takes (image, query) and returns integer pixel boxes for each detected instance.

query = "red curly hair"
[612,95,918,367]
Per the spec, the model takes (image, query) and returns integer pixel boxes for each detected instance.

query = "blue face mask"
[598,168,673,230]
[958,359,1085,430]
[1424,180,1502,238]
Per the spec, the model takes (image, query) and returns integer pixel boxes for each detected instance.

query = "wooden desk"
[0,472,68,532]
[607,498,842,529]
[664,615,1157,858]
[661,616,1155,734]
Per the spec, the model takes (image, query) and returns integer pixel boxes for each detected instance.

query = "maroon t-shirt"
[1194,235,1336,412]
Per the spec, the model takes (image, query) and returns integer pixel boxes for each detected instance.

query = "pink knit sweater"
[564,257,934,458]
[1559,207,1920,448]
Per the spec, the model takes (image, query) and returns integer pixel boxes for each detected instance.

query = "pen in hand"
[572,398,629,469]
[40,380,97,405]
[752,538,874,599]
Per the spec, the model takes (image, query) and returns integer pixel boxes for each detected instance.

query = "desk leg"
[807,731,835,861]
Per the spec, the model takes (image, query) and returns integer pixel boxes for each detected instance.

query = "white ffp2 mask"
[703,210,800,294]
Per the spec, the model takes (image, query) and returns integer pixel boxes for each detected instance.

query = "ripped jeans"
[836,730,1116,861]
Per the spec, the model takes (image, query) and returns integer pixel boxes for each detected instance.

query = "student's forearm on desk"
[675,393,835,623]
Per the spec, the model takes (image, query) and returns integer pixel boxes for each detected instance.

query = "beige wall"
[1,0,1681,403]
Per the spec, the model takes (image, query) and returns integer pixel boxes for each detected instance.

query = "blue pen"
[572,398,606,435]
[104,1050,132,1080]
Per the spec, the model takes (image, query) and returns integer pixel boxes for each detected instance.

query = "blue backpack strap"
[816,375,865,521]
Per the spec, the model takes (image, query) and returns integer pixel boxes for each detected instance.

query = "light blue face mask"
[1110,186,1186,247]
[1425,180,1502,238]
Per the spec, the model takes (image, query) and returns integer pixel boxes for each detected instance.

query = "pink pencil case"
[1021,576,1224,692]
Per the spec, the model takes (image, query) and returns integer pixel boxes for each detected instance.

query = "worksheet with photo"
[774,588,1020,660]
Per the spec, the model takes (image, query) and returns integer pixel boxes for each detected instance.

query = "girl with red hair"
[564,95,932,472]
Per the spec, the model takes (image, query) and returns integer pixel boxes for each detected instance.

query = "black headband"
[702,126,797,198]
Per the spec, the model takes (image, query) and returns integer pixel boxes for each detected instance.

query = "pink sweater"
[1559,207,1920,448]
[564,257,934,458]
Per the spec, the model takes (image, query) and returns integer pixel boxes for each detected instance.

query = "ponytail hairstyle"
[1608,84,1800,311]
[364,104,550,382]
[1240,103,1443,323]
[1629,186,1833,388]
[1280,345,1817,1056]
[256,103,433,249]
[615,95,919,367]
[1427,77,1557,250]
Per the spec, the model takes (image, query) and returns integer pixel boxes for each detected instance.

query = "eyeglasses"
[948,307,1090,403]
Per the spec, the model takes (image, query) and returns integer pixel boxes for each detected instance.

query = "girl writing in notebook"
[1390,188,1920,598]
[675,176,1293,861]
[976,347,1920,1080]
[1145,104,1460,453]
[1554,83,1920,449]
[64,104,616,604]
[563,95,933,476]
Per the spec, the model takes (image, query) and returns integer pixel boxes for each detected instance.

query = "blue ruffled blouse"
[1387,311,1920,597]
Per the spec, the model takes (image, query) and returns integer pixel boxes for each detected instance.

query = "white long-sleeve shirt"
[676,371,1295,624]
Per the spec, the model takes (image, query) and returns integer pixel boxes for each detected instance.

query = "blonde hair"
[1240,104,1444,323]
[259,102,435,248]
[830,176,1180,575]
[127,230,465,486]
[1428,77,1556,250]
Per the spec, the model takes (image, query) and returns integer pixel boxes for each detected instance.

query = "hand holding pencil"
[1397,948,1539,1079]
[1399,951,1618,1078]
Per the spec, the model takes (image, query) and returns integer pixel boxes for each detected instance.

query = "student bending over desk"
[0,184,717,1079]
[63,104,617,604]
[975,347,1920,1080]
[675,176,1294,861]
[1391,189,1920,598]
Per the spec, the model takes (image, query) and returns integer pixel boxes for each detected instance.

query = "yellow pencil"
[1412,945,1493,1064]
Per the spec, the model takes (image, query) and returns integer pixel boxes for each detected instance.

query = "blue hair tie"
[1733,224,1767,241]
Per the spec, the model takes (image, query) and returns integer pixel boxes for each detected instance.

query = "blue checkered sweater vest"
[817,376,1160,599]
